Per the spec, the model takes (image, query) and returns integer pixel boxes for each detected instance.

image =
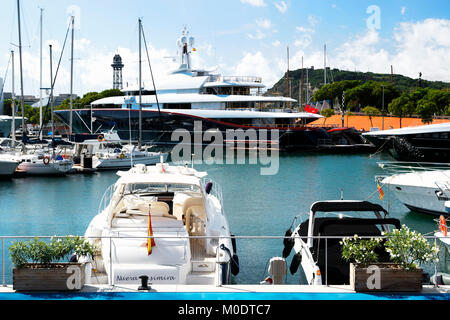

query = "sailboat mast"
[16,0,26,135]
[324,44,327,86]
[286,46,290,109]
[39,8,43,140]
[69,16,74,136]
[49,44,54,137]
[11,50,15,145]
[301,56,304,109]
[138,18,142,149]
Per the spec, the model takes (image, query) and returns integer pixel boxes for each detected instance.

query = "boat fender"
[283,227,292,246]
[231,254,240,276]
[282,228,294,258]
[219,244,239,276]
[440,215,448,236]
[43,156,50,165]
[231,234,237,254]
[205,181,213,194]
[289,251,302,274]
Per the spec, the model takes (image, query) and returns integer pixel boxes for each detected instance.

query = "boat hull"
[93,153,168,170]
[0,159,19,176]
[382,171,450,215]
[55,108,332,152]
[17,160,73,175]
[364,130,450,163]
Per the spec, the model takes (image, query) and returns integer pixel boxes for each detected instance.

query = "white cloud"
[247,19,275,40]
[274,1,288,13]
[332,19,450,81]
[240,0,266,7]
[294,35,312,48]
[272,40,281,47]
[296,26,315,33]
[233,51,281,86]
[256,18,273,29]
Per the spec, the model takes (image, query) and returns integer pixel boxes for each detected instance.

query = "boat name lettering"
[116,274,176,282]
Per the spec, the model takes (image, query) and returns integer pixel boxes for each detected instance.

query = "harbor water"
[0,152,448,285]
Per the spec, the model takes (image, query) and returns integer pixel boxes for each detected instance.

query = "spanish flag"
[147,209,156,255]
[377,182,384,200]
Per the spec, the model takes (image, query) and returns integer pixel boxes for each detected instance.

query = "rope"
[369,137,391,158]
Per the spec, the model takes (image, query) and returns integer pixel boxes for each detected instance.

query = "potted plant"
[10,236,97,291]
[340,225,439,292]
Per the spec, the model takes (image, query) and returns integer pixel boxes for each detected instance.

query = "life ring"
[43,156,50,165]
[119,153,125,159]
[97,134,105,142]
[440,215,447,236]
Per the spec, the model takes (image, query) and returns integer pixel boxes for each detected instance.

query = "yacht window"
[124,183,200,195]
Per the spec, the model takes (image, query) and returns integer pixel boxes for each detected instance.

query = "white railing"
[97,184,115,214]
[377,161,450,174]
[201,178,223,206]
[206,75,262,84]
[1,234,447,288]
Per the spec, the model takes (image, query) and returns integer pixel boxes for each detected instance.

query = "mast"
[138,18,142,149]
[69,16,74,135]
[286,46,290,109]
[16,0,26,135]
[306,66,309,104]
[39,8,43,140]
[11,51,15,146]
[324,44,327,86]
[301,56,304,109]
[49,44,54,137]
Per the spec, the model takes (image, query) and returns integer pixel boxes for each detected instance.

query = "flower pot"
[350,262,422,292]
[13,263,86,291]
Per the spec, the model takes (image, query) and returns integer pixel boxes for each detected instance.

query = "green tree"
[388,94,415,128]
[320,108,335,124]
[416,99,436,124]
[313,80,363,108]
[362,106,380,128]
[345,81,399,111]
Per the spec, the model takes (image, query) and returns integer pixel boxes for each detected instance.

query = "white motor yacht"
[93,144,168,170]
[282,200,400,285]
[84,162,238,286]
[379,164,450,215]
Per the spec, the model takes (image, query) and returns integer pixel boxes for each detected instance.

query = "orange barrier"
[310,114,450,131]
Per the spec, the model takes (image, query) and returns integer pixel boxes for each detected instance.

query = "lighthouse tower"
[111,54,124,89]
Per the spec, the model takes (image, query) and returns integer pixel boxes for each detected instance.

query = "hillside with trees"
[266,68,450,124]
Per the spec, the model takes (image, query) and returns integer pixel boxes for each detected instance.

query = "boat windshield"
[124,183,200,194]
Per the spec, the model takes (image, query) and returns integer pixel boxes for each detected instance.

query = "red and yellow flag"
[147,209,156,255]
[377,182,384,200]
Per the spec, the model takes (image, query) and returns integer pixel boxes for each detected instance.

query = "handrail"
[1,234,446,287]
[377,161,450,174]
[206,75,262,83]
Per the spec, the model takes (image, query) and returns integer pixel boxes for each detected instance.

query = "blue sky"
[0,0,449,97]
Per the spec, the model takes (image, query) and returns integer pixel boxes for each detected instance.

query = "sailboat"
[12,3,74,175]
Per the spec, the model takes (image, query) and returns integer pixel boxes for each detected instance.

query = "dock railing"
[1,234,447,288]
